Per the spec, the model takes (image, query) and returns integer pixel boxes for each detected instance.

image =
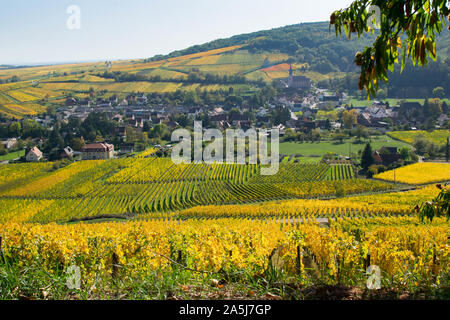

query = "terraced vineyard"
[0,155,448,300]
[1,216,448,295]
[326,164,355,180]
[0,156,398,223]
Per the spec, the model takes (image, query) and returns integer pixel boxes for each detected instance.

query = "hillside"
[0,21,449,118]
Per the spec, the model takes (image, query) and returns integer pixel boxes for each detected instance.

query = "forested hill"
[149,21,450,75]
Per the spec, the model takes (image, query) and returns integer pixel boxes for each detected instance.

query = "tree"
[228,108,241,119]
[71,137,85,151]
[48,148,62,161]
[8,122,21,137]
[446,137,450,162]
[361,142,374,170]
[399,146,410,160]
[46,105,56,115]
[433,86,445,98]
[376,88,387,99]
[355,125,369,141]
[331,1,449,98]
[149,123,169,140]
[125,126,137,143]
[311,129,322,142]
[428,98,443,118]
[332,132,347,144]
[21,119,44,139]
[0,142,7,156]
[142,121,151,133]
[342,109,357,129]
[50,129,64,148]
[413,135,431,155]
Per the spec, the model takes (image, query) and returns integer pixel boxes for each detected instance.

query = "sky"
[0,0,354,65]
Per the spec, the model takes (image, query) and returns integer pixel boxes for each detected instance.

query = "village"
[0,66,449,172]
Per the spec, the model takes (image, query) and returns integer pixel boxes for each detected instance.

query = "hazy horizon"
[0,0,353,65]
[1,21,329,67]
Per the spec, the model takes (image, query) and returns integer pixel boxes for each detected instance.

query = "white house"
[26,147,43,162]
[1,138,17,150]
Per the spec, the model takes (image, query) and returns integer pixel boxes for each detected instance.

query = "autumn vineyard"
[1,0,450,302]
[0,148,449,300]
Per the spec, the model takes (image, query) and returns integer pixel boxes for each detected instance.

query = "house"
[96,99,112,108]
[256,116,270,126]
[65,97,77,107]
[128,118,144,128]
[119,143,134,154]
[211,107,224,116]
[118,99,128,107]
[188,107,204,118]
[210,114,228,125]
[373,147,402,166]
[78,99,91,108]
[26,146,43,162]
[60,146,74,159]
[109,96,118,104]
[357,113,372,127]
[115,126,127,139]
[82,143,115,160]
[1,138,17,150]
[112,114,124,123]
[295,119,316,132]
[126,94,137,104]
[437,114,450,126]
[137,94,148,105]
[229,114,250,126]
[272,124,286,136]
[164,120,179,129]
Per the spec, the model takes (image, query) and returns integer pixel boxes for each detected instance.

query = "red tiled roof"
[82,143,113,152]
[28,146,42,157]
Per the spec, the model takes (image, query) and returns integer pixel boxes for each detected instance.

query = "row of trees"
[99,70,264,86]
[141,85,277,108]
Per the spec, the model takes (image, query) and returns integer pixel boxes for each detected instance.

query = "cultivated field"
[374,162,450,185]
[0,153,448,299]
[0,157,395,223]
[387,130,450,146]
[0,43,342,118]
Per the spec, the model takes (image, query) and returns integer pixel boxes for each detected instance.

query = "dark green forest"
[149,21,449,98]
[150,21,449,72]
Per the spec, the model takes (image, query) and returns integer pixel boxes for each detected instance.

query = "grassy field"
[349,98,450,107]
[0,150,25,161]
[281,155,321,163]
[276,135,411,157]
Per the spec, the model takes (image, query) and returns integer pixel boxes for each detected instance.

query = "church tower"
[288,64,294,87]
